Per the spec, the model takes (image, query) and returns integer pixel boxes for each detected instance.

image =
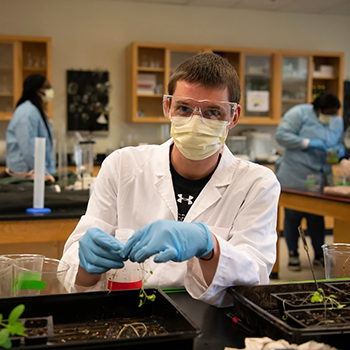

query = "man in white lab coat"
[61,53,280,307]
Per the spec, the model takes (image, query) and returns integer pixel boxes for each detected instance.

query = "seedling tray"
[271,288,350,315]
[0,289,199,349]
[227,281,350,350]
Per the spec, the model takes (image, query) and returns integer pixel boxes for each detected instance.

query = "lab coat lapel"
[154,140,178,220]
[185,146,237,222]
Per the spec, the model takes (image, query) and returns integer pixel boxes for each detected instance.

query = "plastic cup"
[0,258,13,298]
[322,243,350,280]
[13,258,70,296]
[326,148,339,164]
[107,229,142,291]
[306,174,322,193]
[0,254,45,297]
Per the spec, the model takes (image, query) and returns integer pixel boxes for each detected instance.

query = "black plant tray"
[227,281,350,350]
[286,308,350,329]
[325,282,350,294]
[2,316,53,347]
[271,288,350,315]
[0,289,200,349]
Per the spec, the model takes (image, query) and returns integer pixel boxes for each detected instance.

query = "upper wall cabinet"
[126,42,203,123]
[127,42,344,125]
[0,35,52,121]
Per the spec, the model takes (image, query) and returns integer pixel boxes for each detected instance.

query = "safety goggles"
[163,95,237,125]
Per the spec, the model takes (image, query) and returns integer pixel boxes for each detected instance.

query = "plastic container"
[0,258,13,298]
[13,257,70,296]
[322,243,350,280]
[0,289,199,349]
[107,229,142,291]
[227,281,350,348]
[306,174,321,193]
[226,136,247,156]
[244,131,273,161]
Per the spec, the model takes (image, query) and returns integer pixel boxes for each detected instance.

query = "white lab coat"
[62,139,280,307]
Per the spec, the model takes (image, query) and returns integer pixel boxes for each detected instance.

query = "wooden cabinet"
[127,42,343,125]
[0,35,52,121]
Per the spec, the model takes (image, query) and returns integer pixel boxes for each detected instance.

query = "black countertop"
[0,184,89,221]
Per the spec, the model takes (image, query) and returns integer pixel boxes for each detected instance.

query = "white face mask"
[318,113,333,125]
[170,116,228,160]
[41,88,55,103]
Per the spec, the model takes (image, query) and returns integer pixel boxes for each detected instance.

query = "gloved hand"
[122,220,214,263]
[308,139,327,151]
[331,145,345,158]
[79,227,125,274]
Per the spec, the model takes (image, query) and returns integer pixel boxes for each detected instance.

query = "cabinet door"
[133,46,165,122]
[282,56,308,115]
[243,55,271,118]
[0,42,14,120]
[22,42,48,80]
[312,55,342,101]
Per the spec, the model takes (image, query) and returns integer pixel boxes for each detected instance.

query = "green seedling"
[282,287,345,322]
[138,264,156,307]
[310,288,345,310]
[0,304,27,349]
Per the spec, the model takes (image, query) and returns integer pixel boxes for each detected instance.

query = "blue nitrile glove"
[79,227,125,274]
[332,145,345,158]
[122,219,214,263]
[308,139,327,151]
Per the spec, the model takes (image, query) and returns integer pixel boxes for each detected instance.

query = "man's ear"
[228,104,241,130]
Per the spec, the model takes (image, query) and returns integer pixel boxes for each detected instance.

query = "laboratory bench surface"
[0,185,89,246]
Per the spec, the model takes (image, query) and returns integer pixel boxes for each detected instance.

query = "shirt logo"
[177,194,193,205]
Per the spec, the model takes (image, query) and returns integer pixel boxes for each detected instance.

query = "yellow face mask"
[170,116,228,160]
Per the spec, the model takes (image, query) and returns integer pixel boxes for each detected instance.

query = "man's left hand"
[122,220,213,263]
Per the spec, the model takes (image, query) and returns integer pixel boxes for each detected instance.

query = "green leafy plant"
[138,264,156,307]
[0,304,27,349]
[310,288,345,310]
[281,288,345,321]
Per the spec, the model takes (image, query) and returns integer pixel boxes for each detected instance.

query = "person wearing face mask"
[275,93,344,271]
[61,53,280,307]
[5,74,56,178]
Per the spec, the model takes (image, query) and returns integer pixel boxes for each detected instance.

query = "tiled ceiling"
[113,0,350,16]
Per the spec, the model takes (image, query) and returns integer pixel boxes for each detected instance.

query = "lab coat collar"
[153,139,239,222]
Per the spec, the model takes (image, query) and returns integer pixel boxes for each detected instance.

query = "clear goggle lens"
[163,95,237,125]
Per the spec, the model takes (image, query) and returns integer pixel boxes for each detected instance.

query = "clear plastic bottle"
[107,229,142,291]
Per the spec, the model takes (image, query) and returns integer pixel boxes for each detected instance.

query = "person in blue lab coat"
[6,74,56,177]
[275,93,344,271]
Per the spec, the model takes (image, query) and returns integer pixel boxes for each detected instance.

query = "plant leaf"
[8,304,25,324]
[1,338,12,349]
[0,315,3,323]
[0,328,10,345]
[9,321,26,336]
[311,292,323,303]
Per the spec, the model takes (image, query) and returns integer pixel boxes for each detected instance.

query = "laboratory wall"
[0,0,350,154]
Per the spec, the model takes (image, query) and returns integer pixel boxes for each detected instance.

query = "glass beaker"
[75,140,95,177]
[322,243,350,280]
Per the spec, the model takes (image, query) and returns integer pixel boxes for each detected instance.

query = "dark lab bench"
[0,185,89,246]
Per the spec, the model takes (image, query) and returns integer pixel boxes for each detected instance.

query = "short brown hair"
[168,52,241,103]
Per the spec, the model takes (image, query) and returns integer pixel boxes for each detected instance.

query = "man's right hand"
[79,228,125,274]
